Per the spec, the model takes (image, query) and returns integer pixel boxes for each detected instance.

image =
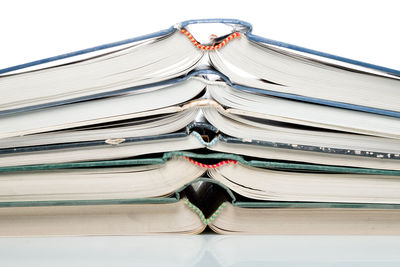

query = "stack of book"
[0,19,399,236]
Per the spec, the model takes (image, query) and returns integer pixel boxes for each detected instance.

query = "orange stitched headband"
[184,156,237,168]
[180,29,241,50]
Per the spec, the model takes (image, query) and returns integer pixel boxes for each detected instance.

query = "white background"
[1,0,400,265]
[1,0,399,70]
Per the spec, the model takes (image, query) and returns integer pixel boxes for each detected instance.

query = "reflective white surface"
[1,234,400,266]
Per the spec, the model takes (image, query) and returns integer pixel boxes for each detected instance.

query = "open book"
[2,118,400,170]
[0,19,399,235]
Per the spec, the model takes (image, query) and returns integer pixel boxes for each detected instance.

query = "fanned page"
[209,34,400,113]
[0,200,205,236]
[0,31,203,113]
[207,82,400,139]
[209,201,400,235]
[0,156,205,201]
[0,78,205,138]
